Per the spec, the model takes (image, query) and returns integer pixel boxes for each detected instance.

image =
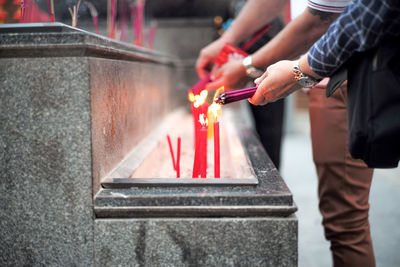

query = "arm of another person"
[250,0,400,105]
[195,0,287,79]
[207,7,340,90]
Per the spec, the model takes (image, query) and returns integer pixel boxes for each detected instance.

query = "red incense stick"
[109,0,117,39]
[87,2,99,34]
[46,0,55,22]
[119,0,128,42]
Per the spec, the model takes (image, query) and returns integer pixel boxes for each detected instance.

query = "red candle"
[176,137,181,178]
[166,135,176,171]
[192,114,208,178]
[199,126,207,178]
[199,115,208,178]
[214,120,220,178]
[192,133,200,178]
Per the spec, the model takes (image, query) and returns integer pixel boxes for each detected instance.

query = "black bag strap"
[326,66,347,97]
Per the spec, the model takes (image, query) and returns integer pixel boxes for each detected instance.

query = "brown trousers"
[308,86,375,267]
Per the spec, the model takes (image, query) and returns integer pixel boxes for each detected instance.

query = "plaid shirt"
[308,0,400,77]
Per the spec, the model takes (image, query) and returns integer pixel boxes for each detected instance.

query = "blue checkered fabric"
[308,0,400,77]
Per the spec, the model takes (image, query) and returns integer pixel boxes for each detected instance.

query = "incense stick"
[86,2,99,34]
[214,87,257,105]
[46,0,55,22]
[68,1,81,27]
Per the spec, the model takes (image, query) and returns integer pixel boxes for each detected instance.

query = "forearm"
[308,0,400,77]
[251,7,339,69]
[221,0,288,45]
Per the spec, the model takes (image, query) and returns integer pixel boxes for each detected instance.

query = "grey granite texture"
[0,23,177,266]
[95,216,298,267]
[0,57,93,266]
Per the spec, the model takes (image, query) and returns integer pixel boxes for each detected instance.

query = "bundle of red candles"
[187,79,221,178]
[214,86,257,105]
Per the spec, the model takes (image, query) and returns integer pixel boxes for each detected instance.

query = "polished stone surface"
[90,58,175,194]
[95,216,298,267]
[0,23,175,65]
[0,57,94,266]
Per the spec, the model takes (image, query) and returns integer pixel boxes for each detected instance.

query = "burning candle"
[192,114,208,178]
[208,104,221,178]
[207,88,223,138]
[192,89,208,148]
[199,114,208,178]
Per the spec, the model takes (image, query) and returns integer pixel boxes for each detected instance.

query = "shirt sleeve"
[307,0,351,13]
[308,0,400,77]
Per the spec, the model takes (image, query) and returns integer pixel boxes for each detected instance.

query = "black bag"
[327,36,400,168]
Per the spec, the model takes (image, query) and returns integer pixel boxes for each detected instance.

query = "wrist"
[220,32,239,46]
[299,54,322,80]
[293,58,322,88]
[242,55,264,79]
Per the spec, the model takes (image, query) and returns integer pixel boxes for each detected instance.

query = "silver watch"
[293,60,321,88]
[242,56,264,79]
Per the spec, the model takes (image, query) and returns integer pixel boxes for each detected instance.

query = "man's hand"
[196,38,227,79]
[249,60,301,105]
[206,58,249,91]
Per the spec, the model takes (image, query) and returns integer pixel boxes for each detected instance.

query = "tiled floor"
[280,112,400,267]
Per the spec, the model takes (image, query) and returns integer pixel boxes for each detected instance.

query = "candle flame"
[213,86,225,104]
[193,90,208,108]
[199,113,208,127]
[188,91,195,102]
[200,89,208,99]
[208,102,221,119]
[213,86,224,100]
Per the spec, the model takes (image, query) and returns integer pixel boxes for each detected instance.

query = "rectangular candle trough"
[102,108,258,185]
[96,103,296,218]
